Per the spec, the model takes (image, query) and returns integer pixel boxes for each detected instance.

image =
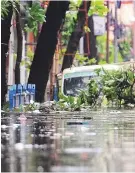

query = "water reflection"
[1,112,135,172]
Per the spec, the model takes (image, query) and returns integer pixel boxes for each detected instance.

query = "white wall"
[8,18,14,86]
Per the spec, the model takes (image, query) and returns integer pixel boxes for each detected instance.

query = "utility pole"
[114,1,118,63]
[106,0,110,63]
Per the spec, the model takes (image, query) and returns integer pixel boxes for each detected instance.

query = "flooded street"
[1,110,135,172]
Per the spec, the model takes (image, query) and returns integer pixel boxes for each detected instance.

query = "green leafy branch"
[25,2,46,36]
[75,54,96,65]
[1,0,19,19]
[89,0,108,16]
[21,49,34,72]
[56,93,82,111]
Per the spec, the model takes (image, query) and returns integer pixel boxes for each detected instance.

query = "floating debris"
[83,117,92,120]
[67,121,89,125]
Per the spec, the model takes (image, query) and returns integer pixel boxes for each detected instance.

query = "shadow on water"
[1,111,135,172]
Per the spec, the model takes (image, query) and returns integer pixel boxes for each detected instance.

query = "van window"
[63,75,96,96]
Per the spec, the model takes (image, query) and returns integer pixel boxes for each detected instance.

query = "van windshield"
[63,72,97,96]
[63,66,121,96]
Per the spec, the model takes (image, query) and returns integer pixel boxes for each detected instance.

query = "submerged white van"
[61,64,121,97]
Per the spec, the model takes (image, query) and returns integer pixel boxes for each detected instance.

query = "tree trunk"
[15,3,23,84]
[1,3,13,107]
[61,1,91,71]
[28,1,69,103]
[84,16,97,62]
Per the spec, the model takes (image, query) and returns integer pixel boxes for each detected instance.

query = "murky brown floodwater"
[1,110,135,172]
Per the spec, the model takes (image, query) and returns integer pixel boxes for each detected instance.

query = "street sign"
[93,16,106,36]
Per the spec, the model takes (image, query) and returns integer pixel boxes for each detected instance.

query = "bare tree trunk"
[28,1,69,102]
[1,3,13,107]
[61,1,91,71]
[15,3,23,84]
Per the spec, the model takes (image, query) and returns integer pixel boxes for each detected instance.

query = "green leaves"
[56,93,82,111]
[70,0,82,10]
[20,49,34,72]
[1,0,10,18]
[78,78,101,108]
[119,40,131,56]
[88,0,108,17]
[61,11,77,46]
[25,2,46,36]
[83,25,90,33]
[75,54,88,65]
[1,0,19,18]
[75,54,96,66]
[79,67,135,108]
[1,0,46,36]
[99,67,135,107]
[97,34,123,64]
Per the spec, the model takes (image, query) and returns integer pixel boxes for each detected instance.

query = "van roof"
[63,64,121,74]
